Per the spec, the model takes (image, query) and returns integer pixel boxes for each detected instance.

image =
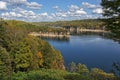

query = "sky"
[0,0,103,22]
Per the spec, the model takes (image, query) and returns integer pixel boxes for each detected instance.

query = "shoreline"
[29,32,70,38]
[29,29,108,37]
[78,29,108,33]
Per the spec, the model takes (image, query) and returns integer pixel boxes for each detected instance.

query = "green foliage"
[90,68,117,80]
[33,19,104,30]
[77,63,89,75]
[12,72,27,80]
[12,69,67,80]
[0,46,12,80]
[0,20,65,73]
[68,62,77,72]
[64,73,93,80]
[101,0,120,38]
[20,36,42,70]
[12,41,33,72]
[0,19,119,80]
[39,41,64,69]
[66,63,118,80]
[11,68,118,80]
[26,69,66,80]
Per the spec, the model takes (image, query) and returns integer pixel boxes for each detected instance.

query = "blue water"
[46,35,120,72]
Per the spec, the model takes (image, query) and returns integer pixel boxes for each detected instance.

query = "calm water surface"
[45,34,120,72]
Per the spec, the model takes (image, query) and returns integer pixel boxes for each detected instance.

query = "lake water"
[45,33,120,72]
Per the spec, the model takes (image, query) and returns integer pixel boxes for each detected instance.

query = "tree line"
[33,19,105,30]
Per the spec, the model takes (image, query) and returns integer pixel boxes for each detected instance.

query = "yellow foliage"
[52,60,58,69]
[37,52,43,59]
[37,52,43,67]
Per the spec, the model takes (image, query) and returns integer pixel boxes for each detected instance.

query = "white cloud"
[0,0,103,22]
[40,12,48,16]
[52,4,88,20]
[26,2,42,9]
[7,0,27,5]
[82,2,96,9]
[0,1,7,10]
[69,5,79,12]
[75,9,87,15]
[3,0,42,9]
[53,6,59,9]
[51,13,56,17]
[56,12,67,17]
[93,8,103,14]
[1,12,23,18]
[9,12,16,17]
[67,8,87,17]
[1,12,9,17]
[0,7,53,22]
[53,6,62,12]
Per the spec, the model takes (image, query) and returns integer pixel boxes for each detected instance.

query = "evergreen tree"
[101,0,120,38]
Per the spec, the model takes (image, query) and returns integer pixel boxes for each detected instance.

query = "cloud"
[55,12,67,17]
[53,6,59,9]
[68,8,87,17]
[75,9,87,15]
[2,0,42,9]
[26,2,42,9]
[82,2,96,9]
[53,5,87,18]
[0,0,103,22]
[68,5,79,12]
[40,12,48,16]
[0,1,7,10]
[53,4,87,18]
[93,8,103,14]
[0,7,53,22]
[1,12,22,18]
[6,0,27,6]
[53,6,62,12]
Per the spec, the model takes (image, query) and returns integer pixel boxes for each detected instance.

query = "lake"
[44,33,120,72]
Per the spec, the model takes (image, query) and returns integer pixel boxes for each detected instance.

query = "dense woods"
[0,20,65,79]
